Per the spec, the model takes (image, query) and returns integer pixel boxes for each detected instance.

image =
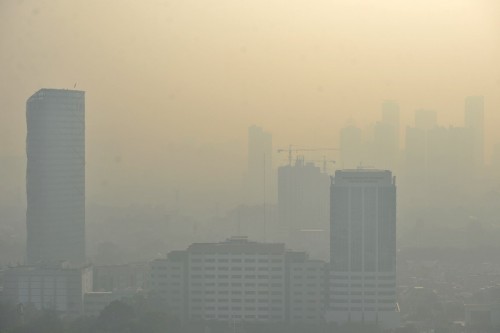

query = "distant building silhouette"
[404,109,437,185]
[382,100,400,148]
[247,125,273,205]
[26,89,85,265]
[414,109,437,131]
[340,125,363,169]
[465,96,484,172]
[326,169,400,329]
[373,101,400,171]
[278,159,330,259]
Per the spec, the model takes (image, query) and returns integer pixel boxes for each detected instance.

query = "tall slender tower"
[326,169,399,329]
[26,89,85,265]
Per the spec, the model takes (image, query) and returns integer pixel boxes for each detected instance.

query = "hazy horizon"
[1,0,499,208]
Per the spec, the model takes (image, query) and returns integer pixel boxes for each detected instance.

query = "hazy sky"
[1,0,499,208]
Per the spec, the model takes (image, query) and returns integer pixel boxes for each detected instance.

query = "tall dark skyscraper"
[26,89,85,265]
[326,169,399,329]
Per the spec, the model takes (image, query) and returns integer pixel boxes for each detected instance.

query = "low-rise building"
[1,264,92,317]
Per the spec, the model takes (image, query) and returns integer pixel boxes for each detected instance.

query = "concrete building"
[150,251,188,321]
[287,251,327,323]
[26,89,86,265]
[93,262,150,292]
[278,159,330,259]
[1,264,92,317]
[149,237,327,324]
[326,169,400,329]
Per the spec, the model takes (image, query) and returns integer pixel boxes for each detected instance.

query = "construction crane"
[309,156,336,173]
[276,145,340,166]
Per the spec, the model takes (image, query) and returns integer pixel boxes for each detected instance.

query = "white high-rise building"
[26,89,85,265]
[326,170,400,329]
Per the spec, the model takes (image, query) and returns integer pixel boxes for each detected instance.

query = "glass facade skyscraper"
[326,169,399,329]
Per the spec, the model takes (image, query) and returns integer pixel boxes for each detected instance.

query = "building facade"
[149,237,327,324]
[26,89,86,265]
[326,169,399,329]
[278,159,330,260]
[2,265,92,317]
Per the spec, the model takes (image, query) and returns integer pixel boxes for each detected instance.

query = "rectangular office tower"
[26,89,85,265]
[325,169,399,329]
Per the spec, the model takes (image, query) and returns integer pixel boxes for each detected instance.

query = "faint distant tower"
[382,100,400,147]
[373,101,399,170]
[414,109,437,131]
[326,169,399,329]
[26,89,85,265]
[278,159,330,259]
[405,109,437,182]
[340,125,363,169]
[465,96,484,171]
[247,125,273,205]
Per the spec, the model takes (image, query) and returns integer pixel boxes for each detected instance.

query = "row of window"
[192,314,282,320]
[331,275,395,280]
[191,298,283,304]
[191,274,283,280]
[332,299,396,304]
[331,283,396,288]
[330,306,395,311]
[191,258,283,263]
[192,290,282,295]
[292,283,323,287]
[332,290,396,295]
[191,266,283,271]
[192,306,282,311]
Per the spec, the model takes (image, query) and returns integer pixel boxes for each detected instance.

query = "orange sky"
[1,0,499,208]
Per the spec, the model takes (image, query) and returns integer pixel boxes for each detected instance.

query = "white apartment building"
[150,251,188,321]
[149,237,328,324]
